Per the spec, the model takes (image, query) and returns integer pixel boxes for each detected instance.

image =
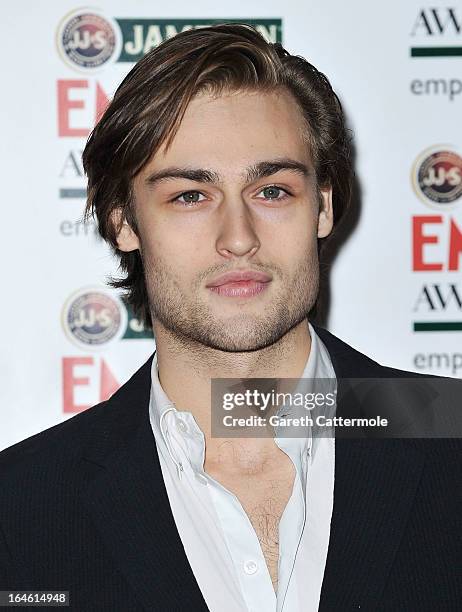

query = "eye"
[171,191,207,206]
[256,185,291,202]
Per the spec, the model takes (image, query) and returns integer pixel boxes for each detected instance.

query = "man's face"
[117,88,333,352]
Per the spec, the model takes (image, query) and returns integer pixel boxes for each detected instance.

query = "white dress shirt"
[149,322,336,612]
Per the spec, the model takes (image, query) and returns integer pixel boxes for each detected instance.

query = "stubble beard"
[143,251,320,353]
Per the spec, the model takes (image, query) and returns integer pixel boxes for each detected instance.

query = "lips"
[206,269,272,298]
[206,270,272,287]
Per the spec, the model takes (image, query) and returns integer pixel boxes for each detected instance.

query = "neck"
[153,318,312,462]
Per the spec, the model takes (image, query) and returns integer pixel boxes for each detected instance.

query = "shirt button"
[243,560,258,575]
[194,472,208,485]
[176,419,188,434]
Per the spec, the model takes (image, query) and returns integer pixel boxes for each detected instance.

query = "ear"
[110,207,141,252]
[317,186,334,239]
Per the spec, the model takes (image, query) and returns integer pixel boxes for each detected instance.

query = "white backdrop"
[1,0,461,450]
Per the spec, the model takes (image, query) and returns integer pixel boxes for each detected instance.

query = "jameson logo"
[116,19,282,62]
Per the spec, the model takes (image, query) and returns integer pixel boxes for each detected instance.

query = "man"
[0,24,460,612]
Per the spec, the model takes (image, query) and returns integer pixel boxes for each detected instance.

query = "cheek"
[138,219,207,285]
[264,215,317,263]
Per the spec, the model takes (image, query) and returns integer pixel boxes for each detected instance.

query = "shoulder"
[0,400,106,473]
[313,325,462,444]
[0,354,154,482]
[313,324,448,379]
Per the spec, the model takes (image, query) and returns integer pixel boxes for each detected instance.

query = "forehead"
[141,88,311,179]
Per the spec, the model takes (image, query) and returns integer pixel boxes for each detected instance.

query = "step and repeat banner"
[1,0,461,449]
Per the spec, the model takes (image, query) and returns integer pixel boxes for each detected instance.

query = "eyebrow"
[144,158,311,188]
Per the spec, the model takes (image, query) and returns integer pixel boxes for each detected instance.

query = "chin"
[193,316,291,353]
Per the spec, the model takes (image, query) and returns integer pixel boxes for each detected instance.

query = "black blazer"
[0,326,460,611]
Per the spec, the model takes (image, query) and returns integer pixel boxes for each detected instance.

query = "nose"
[215,197,261,259]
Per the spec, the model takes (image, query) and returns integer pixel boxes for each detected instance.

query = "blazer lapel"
[316,326,426,608]
[82,356,208,612]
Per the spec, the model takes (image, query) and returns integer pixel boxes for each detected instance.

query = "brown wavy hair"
[82,23,353,328]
